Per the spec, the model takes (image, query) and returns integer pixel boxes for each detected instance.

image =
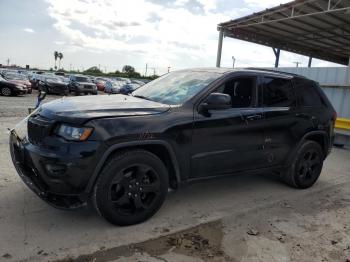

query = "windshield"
[76,77,91,82]
[46,77,63,82]
[112,81,124,87]
[132,71,221,105]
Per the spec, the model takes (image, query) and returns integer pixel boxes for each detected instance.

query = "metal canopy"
[218,0,350,65]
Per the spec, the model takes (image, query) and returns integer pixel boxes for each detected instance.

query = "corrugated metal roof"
[219,0,350,65]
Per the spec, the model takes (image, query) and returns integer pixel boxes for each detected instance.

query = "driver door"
[190,75,266,178]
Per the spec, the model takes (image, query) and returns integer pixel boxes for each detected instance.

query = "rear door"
[259,75,298,166]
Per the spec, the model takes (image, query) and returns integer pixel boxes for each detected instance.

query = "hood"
[38,94,170,124]
[9,79,30,87]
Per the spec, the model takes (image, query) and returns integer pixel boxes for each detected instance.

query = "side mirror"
[199,93,232,112]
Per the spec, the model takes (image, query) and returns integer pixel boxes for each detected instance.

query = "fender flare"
[286,130,329,165]
[84,140,181,193]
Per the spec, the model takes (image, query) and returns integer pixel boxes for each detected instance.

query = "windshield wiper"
[133,95,153,101]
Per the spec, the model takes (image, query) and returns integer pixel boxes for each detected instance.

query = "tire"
[92,149,169,226]
[1,87,12,96]
[40,86,49,94]
[283,141,324,189]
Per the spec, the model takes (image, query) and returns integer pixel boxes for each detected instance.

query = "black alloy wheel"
[283,141,323,189]
[109,164,161,215]
[93,149,168,226]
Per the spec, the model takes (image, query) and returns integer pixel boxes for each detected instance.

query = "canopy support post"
[216,29,224,68]
[273,48,280,68]
[346,56,350,85]
[308,57,313,67]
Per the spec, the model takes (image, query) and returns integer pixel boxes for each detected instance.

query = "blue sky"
[0,0,339,75]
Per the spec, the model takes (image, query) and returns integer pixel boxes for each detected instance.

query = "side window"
[215,77,255,108]
[262,77,295,107]
[294,79,324,106]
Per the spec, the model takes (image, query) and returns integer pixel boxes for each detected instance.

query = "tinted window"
[76,77,91,82]
[262,77,295,107]
[294,79,323,106]
[215,77,255,108]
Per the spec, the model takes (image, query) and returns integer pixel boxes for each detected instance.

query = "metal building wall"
[265,67,349,85]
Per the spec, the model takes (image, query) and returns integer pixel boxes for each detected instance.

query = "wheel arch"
[85,140,181,193]
[286,131,329,165]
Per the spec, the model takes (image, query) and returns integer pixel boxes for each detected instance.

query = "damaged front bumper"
[9,130,86,210]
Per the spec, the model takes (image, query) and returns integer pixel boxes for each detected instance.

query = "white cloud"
[45,0,336,73]
[23,28,35,33]
[244,0,290,8]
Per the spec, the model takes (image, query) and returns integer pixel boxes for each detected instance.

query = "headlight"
[56,124,93,141]
[15,85,24,90]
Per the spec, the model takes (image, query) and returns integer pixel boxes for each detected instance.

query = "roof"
[218,0,350,65]
[182,67,301,78]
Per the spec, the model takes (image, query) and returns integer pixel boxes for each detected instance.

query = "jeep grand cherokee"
[10,68,336,225]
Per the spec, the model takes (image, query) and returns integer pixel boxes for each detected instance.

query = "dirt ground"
[0,92,350,262]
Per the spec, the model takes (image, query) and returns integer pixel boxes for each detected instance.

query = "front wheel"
[283,141,324,189]
[1,87,12,96]
[92,149,169,226]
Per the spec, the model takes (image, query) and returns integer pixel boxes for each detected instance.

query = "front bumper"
[9,130,100,209]
[77,86,97,93]
[13,89,27,95]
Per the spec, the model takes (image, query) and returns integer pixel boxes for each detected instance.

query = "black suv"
[68,75,97,95]
[10,68,336,225]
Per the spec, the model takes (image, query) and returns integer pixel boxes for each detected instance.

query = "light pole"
[232,56,236,68]
[293,61,301,67]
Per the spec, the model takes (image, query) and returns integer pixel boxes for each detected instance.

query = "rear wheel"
[92,149,169,226]
[1,87,12,96]
[283,141,323,189]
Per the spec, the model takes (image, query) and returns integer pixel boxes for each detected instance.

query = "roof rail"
[245,67,304,77]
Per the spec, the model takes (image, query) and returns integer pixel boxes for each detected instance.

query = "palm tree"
[54,51,59,70]
[58,52,63,70]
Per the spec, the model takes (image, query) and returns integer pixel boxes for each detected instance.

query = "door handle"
[246,114,262,121]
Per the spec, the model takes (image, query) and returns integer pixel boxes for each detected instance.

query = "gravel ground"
[0,91,350,262]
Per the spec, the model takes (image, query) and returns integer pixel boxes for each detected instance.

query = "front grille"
[27,115,53,145]
[84,85,92,89]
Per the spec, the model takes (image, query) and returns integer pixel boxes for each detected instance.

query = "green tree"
[84,66,103,74]
[122,65,135,74]
[122,65,141,78]
[57,52,63,69]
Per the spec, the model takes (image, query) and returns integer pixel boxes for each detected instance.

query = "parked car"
[10,68,336,226]
[30,73,44,90]
[119,81,143,95]
[0,75,27,96]
[38,76,69,95]
[2,72,32,93]
[68,75,97,95]
[93,77,109,91]
[104,80,125,94]
[54,71,65,76]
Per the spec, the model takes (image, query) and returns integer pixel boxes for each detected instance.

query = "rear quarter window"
[294,79,324,107]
